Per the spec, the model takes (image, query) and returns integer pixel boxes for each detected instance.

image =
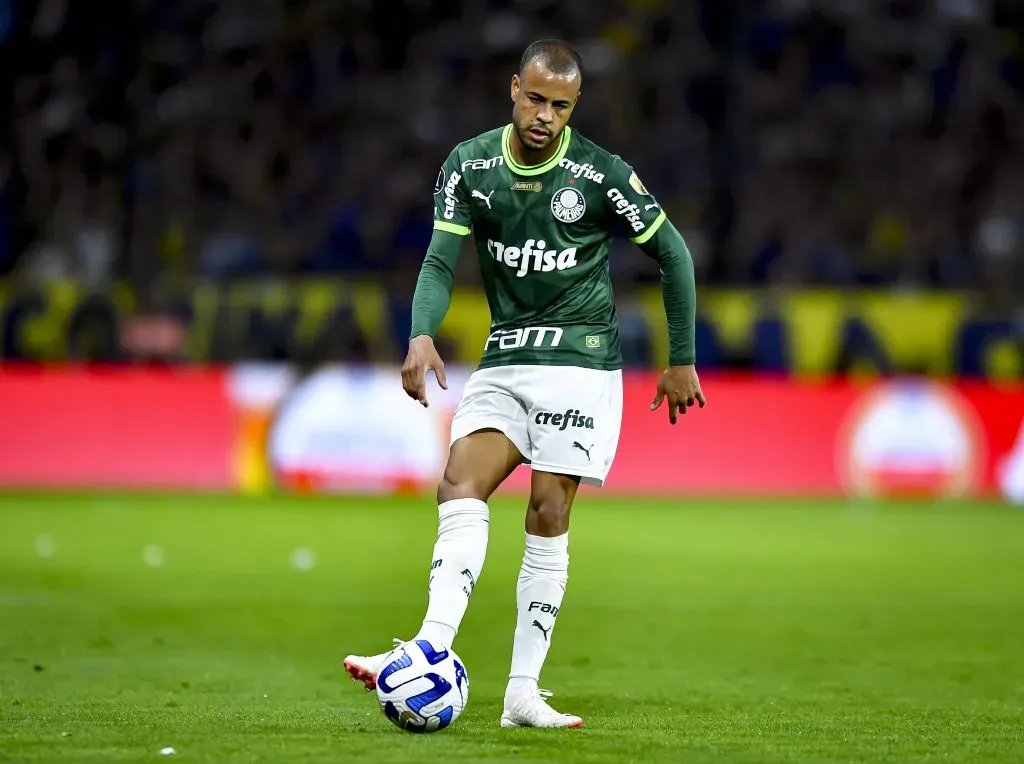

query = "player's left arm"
[639,218,706,423]
[604,159,705,424]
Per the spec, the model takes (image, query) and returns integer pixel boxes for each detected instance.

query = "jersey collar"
[501,124,572,176]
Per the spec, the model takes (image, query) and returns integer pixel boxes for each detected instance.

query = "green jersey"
[413,123,696,371]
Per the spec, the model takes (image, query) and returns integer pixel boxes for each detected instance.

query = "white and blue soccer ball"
[376,639,469,733]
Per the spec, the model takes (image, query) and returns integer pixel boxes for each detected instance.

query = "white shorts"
[449,365,623,487]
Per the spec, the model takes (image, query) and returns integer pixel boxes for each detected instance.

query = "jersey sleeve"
[602,157,667,245]
[432,147,473,236]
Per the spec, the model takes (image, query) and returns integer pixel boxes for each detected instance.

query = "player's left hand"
[650,365,706,425]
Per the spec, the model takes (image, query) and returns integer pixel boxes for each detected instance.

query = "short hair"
[519,39,583,82]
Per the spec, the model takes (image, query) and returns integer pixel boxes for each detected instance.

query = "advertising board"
[0,365,1020,500]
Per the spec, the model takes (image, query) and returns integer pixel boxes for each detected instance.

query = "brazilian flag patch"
[585,335,601,349]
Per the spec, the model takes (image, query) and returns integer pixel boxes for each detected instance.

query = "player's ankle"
[413,621,457,649]
[505,676,538,703]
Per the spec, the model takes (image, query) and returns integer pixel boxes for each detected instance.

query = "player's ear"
[511,74,520,102]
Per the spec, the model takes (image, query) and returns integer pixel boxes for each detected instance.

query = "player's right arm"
[402,148,473,407]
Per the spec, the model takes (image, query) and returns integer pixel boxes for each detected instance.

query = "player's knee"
[437,431,521,503]
[436,468,486,504]
[527,492,571,536]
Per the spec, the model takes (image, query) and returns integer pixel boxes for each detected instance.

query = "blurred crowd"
[1,0,1022,323]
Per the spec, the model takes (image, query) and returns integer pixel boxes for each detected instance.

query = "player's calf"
[506,473,576,716]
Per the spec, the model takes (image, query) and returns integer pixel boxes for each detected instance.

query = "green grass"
[1,493,1023,763]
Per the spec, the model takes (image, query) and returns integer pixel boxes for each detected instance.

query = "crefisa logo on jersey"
[835,380,985,499]
[551,187,586,223]
[607,188,645,233]
[558,159,604,184]
[534,408,596,431]
[486,238,578,277]
[442,170,462,220]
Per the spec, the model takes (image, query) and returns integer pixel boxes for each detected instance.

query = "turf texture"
[1,493,1022,762]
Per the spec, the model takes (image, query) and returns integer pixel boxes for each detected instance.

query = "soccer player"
[344,39,704,728]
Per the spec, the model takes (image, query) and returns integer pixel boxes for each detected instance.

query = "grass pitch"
[1,493,1022,762]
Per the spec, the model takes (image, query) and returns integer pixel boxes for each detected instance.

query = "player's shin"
[506,532,569,701]
[413,498,489,648]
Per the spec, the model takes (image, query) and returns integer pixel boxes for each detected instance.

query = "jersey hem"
[449,422,530,461]
[530,461,607,488]
[475,357,623,372]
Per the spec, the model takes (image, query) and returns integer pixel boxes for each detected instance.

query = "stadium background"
[0,0,1021,499]
[3,2,1024,760]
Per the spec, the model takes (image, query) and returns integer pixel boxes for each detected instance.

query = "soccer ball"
[375,639,469,733]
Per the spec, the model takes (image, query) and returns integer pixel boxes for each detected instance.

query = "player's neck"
[509,127,562,168]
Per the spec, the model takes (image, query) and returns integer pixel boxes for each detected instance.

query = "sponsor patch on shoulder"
[511,181,543,193]
[628,171,649,196]
[434,168,446,194]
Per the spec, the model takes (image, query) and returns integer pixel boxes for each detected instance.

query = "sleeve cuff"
[433,220,471,236]
[669,352,696,366]
[630,210,667,245]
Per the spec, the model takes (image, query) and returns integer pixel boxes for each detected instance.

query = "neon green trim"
[433,220,471,236]
[630,210,667,245]
[501,124,572,176]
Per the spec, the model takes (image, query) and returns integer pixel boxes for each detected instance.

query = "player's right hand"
[402,335,448,407]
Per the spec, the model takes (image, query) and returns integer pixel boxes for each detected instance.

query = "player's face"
[510,62,580,154]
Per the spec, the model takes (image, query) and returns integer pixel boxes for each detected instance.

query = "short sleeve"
[603,157,667,245]
[432,148,473,236]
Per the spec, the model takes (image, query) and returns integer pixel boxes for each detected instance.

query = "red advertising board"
[0,365,1021,499]
[605,376,1023,497]
[0,366,236,490]
[241,367,1024,499]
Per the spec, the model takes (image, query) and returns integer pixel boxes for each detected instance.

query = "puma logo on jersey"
[572,441,593,461]
[486,238,579,278]
[472,189,494,209]
[645,203,660,211]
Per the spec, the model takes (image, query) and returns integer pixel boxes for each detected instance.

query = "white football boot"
[343,638,405,691]
[500,688,583,728]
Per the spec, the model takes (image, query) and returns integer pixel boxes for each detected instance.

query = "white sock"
[412,498,489,649]
[506,533,569,703]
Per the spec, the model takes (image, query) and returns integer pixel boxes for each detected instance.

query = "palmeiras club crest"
[550,187,586,223]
